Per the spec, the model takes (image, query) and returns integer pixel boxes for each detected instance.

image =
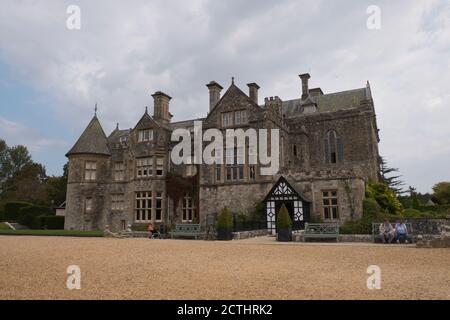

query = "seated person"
[395,220,409,243]
[379,219,394,243]
[147,222,160,239]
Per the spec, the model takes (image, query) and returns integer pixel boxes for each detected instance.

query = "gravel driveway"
[0,236,449,299]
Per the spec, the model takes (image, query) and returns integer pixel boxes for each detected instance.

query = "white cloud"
[0,117,67,153]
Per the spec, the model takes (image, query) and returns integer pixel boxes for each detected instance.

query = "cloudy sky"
[0,0,449,192]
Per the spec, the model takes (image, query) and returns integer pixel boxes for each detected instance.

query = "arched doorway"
[264,176,310,235]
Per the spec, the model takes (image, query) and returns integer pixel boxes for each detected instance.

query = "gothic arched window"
[324,130,343,164]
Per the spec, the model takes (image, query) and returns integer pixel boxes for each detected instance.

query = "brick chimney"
[206,81,223,112]
[299,73,311,100]
[247,83,260,104]
[152,91,172,124]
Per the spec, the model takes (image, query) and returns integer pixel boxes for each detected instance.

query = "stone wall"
[404,218,450,235]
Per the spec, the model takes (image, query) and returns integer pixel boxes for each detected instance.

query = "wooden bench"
[372,222,413,243]
[170,224,201,240]
[302,223,339,242]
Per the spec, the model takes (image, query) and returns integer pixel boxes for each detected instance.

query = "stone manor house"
[64,73,380,233]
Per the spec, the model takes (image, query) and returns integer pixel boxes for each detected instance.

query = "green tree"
[432,182,450,205]
[366,180,403,215]
[3,162,48,204]
[408,186,420,209]
[45,161,69,206]
[379,156,405,195]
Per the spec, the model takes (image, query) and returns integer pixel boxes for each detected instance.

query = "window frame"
[135,191,152,222]
[113,162,125,181]
[84,161,97,181]
[138,129,154,142]
[322,190,339,220]
[182,193,196,222]
[136,157,153,178]
[111,193,125,211]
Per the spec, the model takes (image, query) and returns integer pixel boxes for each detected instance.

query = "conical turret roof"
[66,116,111,157]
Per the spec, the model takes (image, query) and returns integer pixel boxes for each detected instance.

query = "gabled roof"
[134,110,172,131]
[282,87,368,118]
[263,176,311,203]
[205,82,263,121]
[66,116,111,157]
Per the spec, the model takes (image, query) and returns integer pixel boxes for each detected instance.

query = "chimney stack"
[152,91,172,124]
[299,73,311,100]
[206,81,223,112]
[247,83,260,104]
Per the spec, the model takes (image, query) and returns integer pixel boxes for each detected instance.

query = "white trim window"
[111,194,124,211]
[135,191,152,222]
[182,193,196,222]
[136,157,153,178]
[114,162,125,181]
[85,161,97,181]
[138,129,153,142]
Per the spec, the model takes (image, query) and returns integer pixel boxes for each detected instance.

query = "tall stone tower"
[65,114,111,230]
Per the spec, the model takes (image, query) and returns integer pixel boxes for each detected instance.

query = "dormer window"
[138,129,153,142]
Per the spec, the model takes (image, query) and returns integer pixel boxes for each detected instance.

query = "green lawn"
[0,229,103,237]
[0,222,11,230]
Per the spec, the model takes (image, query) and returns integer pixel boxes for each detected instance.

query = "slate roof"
[168,118,205,130]
[66,116,111,157]
[282,86,370,118]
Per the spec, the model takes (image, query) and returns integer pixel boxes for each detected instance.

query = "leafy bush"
[18,205,54,229]
[249,202,266,221]
[402,208,422,218]
[4,201,32,221]
[0,209,4,222]
[340,219,372,234]
[415,204,450,215]
[366,180,403,215]
[276,204,292,229]
[340,198,382,234]
[42,216,65,229]
[217,207,233,229]
[363,198,382,220]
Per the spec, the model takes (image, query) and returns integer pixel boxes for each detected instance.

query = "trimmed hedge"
[4,202,32,221]
[217,207,233,229]
[416,204,450,215]
[276,204,292,229]
[42,216,65,229]
[18,205,54,229]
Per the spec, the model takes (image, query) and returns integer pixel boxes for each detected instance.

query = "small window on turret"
[138,129,153,142]
[85,162,97,181]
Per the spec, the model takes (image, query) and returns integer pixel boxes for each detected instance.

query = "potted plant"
[276,204,292,241]
[217,207,233,240]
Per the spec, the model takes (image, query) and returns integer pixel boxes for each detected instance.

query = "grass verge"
[0,222,11,230]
